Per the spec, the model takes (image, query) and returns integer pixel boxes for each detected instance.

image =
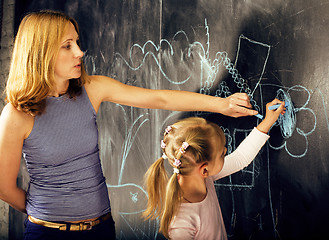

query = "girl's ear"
[199,163,209,178]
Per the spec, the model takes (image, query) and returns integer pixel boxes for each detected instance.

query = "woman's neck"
[50,80,69,97]
[178,174,207,203]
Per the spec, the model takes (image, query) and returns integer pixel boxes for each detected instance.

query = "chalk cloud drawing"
[84,18,316,239]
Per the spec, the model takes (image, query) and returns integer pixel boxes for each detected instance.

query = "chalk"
[255,113,264,119]
[268,102,289,110]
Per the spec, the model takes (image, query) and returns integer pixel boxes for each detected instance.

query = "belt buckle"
[81,221,93,231]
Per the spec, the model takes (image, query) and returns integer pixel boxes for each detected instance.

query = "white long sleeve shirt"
[168,127,270,240]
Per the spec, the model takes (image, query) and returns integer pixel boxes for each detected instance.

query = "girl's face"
[208,135,226,176]
[54,22,84,84]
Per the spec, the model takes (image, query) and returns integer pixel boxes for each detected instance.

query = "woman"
[0,10,257,240]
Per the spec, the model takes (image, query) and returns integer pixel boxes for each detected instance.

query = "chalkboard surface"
[13,0,329,239]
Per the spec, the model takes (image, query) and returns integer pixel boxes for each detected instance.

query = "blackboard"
[12,0,329,239]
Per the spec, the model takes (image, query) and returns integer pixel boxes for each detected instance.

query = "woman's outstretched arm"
[85,75,258,117]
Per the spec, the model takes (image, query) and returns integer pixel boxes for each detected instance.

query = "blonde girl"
[144,99,286,239]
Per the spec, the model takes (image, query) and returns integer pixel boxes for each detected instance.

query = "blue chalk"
[268,102,289,110]
[255,113,264,119]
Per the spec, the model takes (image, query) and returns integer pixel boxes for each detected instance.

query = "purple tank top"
[22,87,111,221]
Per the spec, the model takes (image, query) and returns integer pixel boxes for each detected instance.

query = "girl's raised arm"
[213,99,285,180]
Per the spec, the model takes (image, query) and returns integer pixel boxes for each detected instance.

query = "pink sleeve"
[213,127,269,181]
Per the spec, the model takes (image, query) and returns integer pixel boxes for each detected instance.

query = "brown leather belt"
[28,212,112,231]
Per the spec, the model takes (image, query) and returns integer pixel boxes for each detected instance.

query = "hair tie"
[165,125,172,134]
[179,141,189,154]
[173,158,181,174]
[173,158,181,167]
[161,140,166,149]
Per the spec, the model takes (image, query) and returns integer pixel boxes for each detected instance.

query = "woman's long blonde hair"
[5,10,89,115]
[143,117,225,238]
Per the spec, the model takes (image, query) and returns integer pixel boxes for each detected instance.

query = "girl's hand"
[257,99,286,134]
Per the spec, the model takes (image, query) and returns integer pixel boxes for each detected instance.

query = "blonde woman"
[0,10,257,240]
[143,100,285,239]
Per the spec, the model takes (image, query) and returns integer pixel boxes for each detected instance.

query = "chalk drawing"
[84,18,317,239]
[265,84,316,158]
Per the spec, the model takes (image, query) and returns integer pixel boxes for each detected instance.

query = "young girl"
[143,99,285,239]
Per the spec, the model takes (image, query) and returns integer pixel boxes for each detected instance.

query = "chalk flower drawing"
[268,85,316,158]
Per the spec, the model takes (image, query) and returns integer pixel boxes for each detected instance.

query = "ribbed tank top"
[22,87,111,221]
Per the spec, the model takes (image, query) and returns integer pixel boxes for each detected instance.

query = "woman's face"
[54,22,84,84]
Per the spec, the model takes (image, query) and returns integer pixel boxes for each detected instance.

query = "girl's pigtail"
[143,156,168,220]
[160,171,182,239]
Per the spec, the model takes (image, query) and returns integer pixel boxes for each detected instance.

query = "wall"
[0,0,14,239]
[2,0,329,239]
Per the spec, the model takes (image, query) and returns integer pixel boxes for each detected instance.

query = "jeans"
[24,214,116,240]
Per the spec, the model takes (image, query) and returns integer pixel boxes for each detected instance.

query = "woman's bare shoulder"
[0,103,34,139]
[84,75,106,92]
[86,75,117,85]
[84,75,121,107]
